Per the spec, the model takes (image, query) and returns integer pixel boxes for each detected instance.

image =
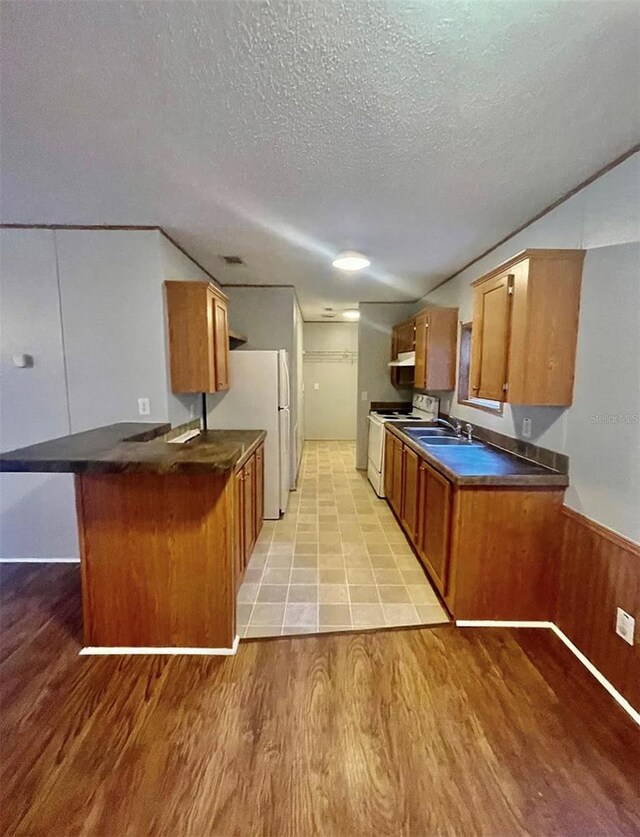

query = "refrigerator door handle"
[279,350,291,410]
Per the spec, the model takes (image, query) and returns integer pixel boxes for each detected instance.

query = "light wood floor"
[1,562,639,836]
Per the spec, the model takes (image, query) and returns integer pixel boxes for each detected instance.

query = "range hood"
[388,351,415,368]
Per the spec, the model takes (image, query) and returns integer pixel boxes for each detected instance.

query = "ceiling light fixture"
[332,251,370,272]
[342,309,360,321]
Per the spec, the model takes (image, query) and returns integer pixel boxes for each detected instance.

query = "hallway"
[237,441,449,637]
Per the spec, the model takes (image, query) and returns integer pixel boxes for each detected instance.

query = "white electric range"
[367,394,440,497]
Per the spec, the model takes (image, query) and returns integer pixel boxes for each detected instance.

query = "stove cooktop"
[371,411,423,421]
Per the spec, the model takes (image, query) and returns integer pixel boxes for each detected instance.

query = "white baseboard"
[79,635,240,657]
[456,620,554,629]
[0,557,79,563]
[456,619,639,726]
[550,625,640,726]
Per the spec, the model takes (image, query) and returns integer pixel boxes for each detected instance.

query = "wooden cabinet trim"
[470,248,585,287]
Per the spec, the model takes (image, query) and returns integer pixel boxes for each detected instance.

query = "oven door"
[367,415,385,471]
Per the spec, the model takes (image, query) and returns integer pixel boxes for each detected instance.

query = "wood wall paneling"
[556,506,640,711]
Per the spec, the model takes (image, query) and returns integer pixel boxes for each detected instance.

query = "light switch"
[314,383,320,391]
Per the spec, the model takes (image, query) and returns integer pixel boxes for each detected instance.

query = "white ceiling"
[2,1,639,320]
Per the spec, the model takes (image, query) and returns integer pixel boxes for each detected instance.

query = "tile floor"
[238,440,449,638]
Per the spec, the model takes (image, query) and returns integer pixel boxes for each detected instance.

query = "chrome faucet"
[436,417,462,437]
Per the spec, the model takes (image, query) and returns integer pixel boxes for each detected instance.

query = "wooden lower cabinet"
[416,461,451,594]
[234,442,265,590]
[391,435,404,516]
[234,468,245,592]
[384,429,395,500]
[401,446,420,540]
[255,445,264,531]
[243,455,256,559]
[384,428,564,621]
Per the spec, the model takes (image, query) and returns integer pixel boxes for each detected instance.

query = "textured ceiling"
[2,1,639,320]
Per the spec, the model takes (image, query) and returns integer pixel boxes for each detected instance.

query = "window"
[457,322,503,414]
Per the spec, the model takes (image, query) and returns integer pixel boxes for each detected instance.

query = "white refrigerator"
[207,350,291,518]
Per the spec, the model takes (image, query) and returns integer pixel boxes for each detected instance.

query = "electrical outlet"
[313,383,320,391]
[616,608,635,646]
[361,390,368,401]
[522,417,532,438]
[137,397,151,416]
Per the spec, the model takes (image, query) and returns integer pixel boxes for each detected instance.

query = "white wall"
[0,227,213,558]
[563,243,640,540]
[355,302,415,469]
[56,230,172,431]
[158,233,213,424]
[222,286,302,482]
[303,323,358,440]
[418,152,640,541]
[293,298,304,483]
[0,229,78,558]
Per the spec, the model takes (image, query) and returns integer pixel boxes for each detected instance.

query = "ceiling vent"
[222,255,244,265]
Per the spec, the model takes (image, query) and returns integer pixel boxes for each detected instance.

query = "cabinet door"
[243,456,256,564]
[417,463,452,594]
[401,446,419,540]
[234,469,245,590]
[397,319,416,353]
[255,445,264,538]
[414,312,428,390]
[212,294,230,391]
[384,430,395,500]
[390,326,400,387]
[391,437,404,516]
[469,272,513,401]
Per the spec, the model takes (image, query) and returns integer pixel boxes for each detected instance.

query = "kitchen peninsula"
[0,422,266,654]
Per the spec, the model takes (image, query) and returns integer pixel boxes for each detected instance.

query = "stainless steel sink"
[419,437,481,447]
[405,427,453,437]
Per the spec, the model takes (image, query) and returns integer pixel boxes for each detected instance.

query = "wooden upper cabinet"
[390,318,416,388]
[469,249,585,406]
[165,281,230,393]
[211,290,230,391]
[413,311,428,389]
[469,270,513,401]
[414,307,458,391]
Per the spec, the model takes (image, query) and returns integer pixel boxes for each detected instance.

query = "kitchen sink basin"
[418,437,481,447]
[405,427,453,437]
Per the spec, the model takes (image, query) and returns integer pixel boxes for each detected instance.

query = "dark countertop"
[387,423,568,487]
[0,423,266,476]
